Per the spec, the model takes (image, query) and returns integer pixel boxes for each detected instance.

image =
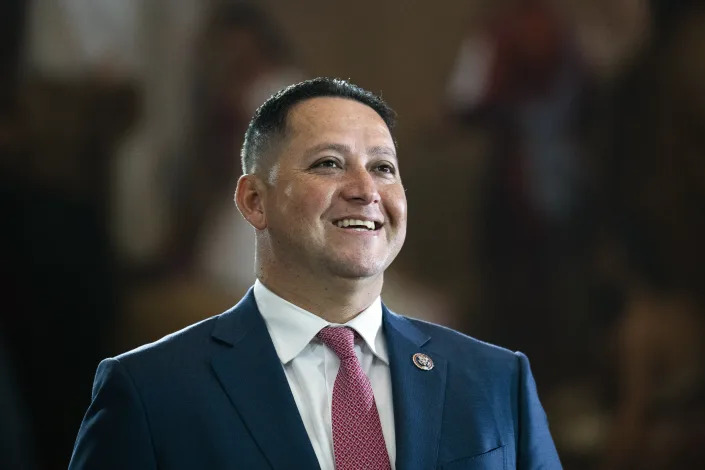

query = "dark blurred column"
[1,2,139,467]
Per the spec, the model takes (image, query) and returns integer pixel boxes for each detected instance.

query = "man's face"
[260,97,407,281]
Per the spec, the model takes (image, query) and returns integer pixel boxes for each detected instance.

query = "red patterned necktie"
[317,326,391,470]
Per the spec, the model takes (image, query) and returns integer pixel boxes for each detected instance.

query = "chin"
[325,255,390,280]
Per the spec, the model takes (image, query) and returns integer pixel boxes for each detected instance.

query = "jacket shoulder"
[395,314,520,367]
[109,290,260,382]
[115,314,219,364]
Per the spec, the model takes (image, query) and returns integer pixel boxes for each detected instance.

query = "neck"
[257,269,383,324]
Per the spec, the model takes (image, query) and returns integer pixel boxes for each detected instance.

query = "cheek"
[278,182,331,221]
[384,185,408,224]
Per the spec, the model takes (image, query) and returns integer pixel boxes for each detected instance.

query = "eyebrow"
[368,145,397,158]
[304,143,397,159]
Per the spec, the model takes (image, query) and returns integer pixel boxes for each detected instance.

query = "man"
[70,78,561,469]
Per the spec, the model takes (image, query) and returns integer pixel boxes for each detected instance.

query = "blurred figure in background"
[183,2,304,286]
[445,0,705,467]
[115,2,305,348]
[2,0,140,467]
[599,1,705,467]
[445,0,591,388]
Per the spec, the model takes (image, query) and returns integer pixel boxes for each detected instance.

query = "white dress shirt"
[254,280,396,470]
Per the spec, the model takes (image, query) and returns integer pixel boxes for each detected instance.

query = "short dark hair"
[240,77,397,174]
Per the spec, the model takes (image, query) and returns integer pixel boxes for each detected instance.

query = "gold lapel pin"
[412,352,434,371]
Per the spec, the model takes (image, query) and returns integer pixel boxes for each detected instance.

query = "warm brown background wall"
[2,1,704,469]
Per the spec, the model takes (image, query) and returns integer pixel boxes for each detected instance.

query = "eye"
[374,162,397,175]
[311,158,342,170]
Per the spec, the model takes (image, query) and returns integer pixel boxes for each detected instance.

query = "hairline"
[240,78,397,177]
[251,96,395,177]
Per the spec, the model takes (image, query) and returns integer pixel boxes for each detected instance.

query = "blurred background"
[2,0,704,468]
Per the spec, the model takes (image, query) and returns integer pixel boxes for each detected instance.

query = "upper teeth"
[336,219,376,230]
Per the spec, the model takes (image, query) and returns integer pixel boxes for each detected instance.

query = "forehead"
[283,97,392,143]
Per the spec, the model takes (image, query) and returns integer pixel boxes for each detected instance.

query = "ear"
[235,174,267,230]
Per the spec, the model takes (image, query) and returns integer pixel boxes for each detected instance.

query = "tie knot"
[317,326,357,360]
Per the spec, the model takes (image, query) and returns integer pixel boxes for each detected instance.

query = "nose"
[340,165,380,205]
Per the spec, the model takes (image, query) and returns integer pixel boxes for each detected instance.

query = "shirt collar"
[253,279,388,365]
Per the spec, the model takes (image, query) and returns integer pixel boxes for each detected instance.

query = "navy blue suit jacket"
[69,290,561,469]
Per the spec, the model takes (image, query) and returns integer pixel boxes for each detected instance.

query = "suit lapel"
[210,290,320,470]
[384,306,447,470]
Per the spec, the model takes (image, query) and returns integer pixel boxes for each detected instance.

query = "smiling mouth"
[333,218,382,231]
